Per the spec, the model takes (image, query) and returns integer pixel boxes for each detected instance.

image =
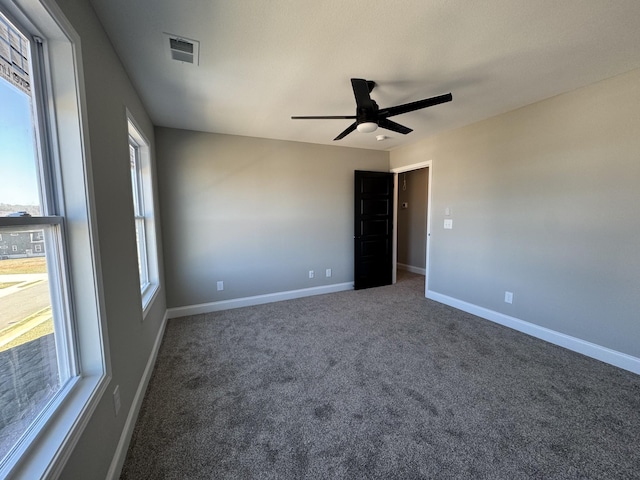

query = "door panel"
[354,170,394,290]
[361,219,389,236]
[361,176,392,195]
[361,199,390,215]
[361,238,389,256]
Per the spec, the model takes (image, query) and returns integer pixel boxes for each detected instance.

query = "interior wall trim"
[106,310,169,480]
[397,263,426,275]
[167,283,354,319]
[390,161,431,174]
[426,290,640,375]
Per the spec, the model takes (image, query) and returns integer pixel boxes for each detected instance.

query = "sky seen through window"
[0,79,39,207]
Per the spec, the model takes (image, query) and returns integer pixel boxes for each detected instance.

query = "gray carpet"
[121,272,640,479]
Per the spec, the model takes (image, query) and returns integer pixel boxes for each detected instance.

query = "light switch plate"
[444,219,453,229]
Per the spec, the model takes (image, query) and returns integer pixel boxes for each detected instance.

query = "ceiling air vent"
[164,33,200,65]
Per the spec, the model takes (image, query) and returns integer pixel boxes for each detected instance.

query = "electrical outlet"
[325,268,332,278]
[217,281,224,291]
[113,385,121,416]
[504,291,513,304]
[309,270,314,279]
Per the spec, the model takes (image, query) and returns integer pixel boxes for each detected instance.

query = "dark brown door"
[354,170,394,290]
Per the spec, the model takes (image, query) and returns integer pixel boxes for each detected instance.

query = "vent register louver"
[164,33,200,65]
[170,38,193,62]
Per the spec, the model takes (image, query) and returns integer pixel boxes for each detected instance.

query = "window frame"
[129,136,149,288]
[0,0,109,478]
[127,112,159,316]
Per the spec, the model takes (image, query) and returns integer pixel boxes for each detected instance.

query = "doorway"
[391,161,432,296]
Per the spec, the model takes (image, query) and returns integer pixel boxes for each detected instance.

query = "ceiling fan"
[291,78,452,141]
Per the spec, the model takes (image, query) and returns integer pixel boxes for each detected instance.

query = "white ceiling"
[89,0,640,151]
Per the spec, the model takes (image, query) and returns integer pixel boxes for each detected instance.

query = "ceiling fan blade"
[378,118,412,135]
[333,122,357,141]
[380,93,452,118]
[351,78,376,109]
[291,115,357,120]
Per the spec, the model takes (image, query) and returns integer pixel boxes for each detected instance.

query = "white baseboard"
[106,310,169,480]
[426,290,640,375]
[167,282,354,319]
[397,263,426,275]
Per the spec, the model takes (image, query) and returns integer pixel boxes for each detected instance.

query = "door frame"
[390,160,432,296]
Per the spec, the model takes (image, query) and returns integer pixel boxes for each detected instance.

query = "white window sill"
[141,283,160,320]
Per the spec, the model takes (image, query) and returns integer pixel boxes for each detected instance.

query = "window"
[0,9,73,470]
[128,115,159,313]
[129,139,148,287]
[0,1,107,478]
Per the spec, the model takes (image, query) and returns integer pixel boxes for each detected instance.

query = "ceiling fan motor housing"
[357,102,379,125]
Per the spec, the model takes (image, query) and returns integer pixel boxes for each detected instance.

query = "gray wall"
[397,168,428,270]
[155,128,389,308]
[391,68,640,358]
[53,0,166,478]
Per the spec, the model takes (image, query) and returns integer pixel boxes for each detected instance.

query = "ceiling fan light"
[357,122,378,133]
